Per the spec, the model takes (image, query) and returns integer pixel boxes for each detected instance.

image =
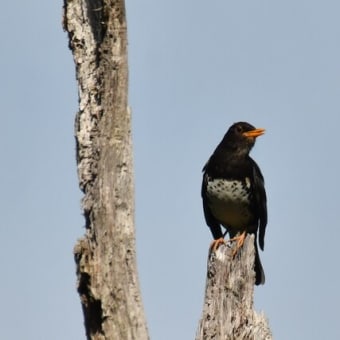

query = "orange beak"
[243,128,265,138]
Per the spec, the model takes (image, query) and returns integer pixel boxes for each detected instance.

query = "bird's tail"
[254,240,265,285]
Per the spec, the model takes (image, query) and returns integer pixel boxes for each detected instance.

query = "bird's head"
[222,122,265,155]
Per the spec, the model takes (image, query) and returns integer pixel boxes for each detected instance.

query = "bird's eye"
[236,125,242,133]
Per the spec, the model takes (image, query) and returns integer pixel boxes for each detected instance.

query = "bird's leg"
[210,237,226,252]
[228,231,246,258]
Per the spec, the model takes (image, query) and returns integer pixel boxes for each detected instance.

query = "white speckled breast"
[206,177,253,228]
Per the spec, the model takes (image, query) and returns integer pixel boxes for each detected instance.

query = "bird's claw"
[228,231,246,258]
[210,237,226,252]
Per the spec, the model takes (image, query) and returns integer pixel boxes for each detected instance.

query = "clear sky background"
[1,1,340,339]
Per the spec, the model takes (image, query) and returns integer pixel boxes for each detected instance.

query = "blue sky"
[1,1,340,339]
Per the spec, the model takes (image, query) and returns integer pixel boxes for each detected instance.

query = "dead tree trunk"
[196,236,272,340]
[63,1,149,339]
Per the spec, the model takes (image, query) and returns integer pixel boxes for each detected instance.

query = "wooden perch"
[196,235,272,340]
[63,0,149,339]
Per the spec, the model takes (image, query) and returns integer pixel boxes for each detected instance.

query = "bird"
[201,122,267,285]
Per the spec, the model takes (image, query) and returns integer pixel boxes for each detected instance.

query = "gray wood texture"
[63,1,149,339]
[196,236,272,340]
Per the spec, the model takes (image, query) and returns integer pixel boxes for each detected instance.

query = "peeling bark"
[196,236,272,340]
[63,1,149,339]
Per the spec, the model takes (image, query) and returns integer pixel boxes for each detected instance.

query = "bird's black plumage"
[201,122,267,285]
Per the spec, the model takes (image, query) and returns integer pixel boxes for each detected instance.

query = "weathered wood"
[63,1,149,339]
[196,236,272,340]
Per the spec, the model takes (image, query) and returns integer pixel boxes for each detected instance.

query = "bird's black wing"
[251,159,267,250]
[201,165,223,240]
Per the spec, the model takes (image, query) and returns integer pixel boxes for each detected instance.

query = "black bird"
[201,122,267,285]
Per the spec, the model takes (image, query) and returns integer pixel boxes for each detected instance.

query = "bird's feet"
[229,231,246,258]
[210,237,226,252]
